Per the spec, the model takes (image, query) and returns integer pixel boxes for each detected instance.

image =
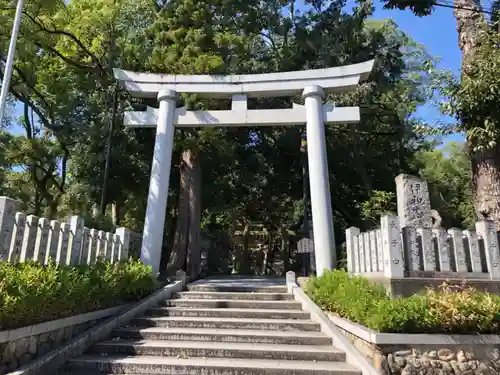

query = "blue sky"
[372,1,464,144]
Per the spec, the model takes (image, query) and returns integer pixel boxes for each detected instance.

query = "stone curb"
[0,305,128,344]
[6,271,187,375]
[327,314,500,346]
[286,271,379,375]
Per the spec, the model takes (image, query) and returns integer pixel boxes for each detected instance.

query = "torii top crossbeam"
[114,60,375,278]
[113,60,374,99]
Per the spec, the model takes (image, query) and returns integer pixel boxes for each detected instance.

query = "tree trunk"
[166,151,192,274]
[233,222,249,274]
[280,226,289,274]
[454,0,500,225]
[186,149,202,279]
[166,149,202,278]
[470,146,500,223]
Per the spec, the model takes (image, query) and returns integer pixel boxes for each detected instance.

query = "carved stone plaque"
[395,174,432,228]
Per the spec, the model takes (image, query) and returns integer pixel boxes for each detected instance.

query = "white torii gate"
[114,60,374,277]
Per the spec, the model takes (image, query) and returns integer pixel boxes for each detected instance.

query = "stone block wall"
[333,318,500,375]
[0,317,107,375]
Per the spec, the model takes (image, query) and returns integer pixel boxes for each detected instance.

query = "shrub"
[0,259,159,331]
[306,270,500,334]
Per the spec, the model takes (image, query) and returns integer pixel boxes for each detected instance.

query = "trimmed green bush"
[306,270,500,334]
[0,259,159,330]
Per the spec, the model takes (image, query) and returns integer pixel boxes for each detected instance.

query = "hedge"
[0,259,159,330]
[306,269,500,334]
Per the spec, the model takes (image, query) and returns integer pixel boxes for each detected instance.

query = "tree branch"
[0,56,54,120]
[31,39,99,72]
[23,12,107,74]
[23,102,33,139]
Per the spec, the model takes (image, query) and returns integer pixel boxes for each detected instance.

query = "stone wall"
[334,320,500,375]
[0,317,108,375]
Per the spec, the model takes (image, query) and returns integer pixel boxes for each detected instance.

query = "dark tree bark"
[186,149,202,279]
[454,0,500,225]
[166,149,202,279]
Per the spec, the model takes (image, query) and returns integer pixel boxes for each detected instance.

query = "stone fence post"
[476,220,500,279]
[115,227,132,261]
[345,227,360,273]
[67,216,85,265]
[0,197,20,261]
[380,214,404,278]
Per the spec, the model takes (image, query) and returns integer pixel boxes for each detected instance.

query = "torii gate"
[114,60,374,276]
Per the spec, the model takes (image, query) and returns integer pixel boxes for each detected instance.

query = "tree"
[381,0,500,226]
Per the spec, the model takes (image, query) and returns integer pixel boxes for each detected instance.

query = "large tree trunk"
[470,146,500,222]
[186,150,202,279]
[166,151,192,274]
[166,149,202,278]
[454,0,500,225]
[280,226,289,274]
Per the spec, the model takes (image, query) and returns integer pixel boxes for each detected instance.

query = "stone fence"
[0,196,142,265]
[346,215,499,280]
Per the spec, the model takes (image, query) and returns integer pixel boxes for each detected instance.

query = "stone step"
[66,355,361,374]
[112,327,332,345]
[91,340,345,362]
[173,291,294,300]
[128,316,321,331]
[145,307,310,320]
[163,298,301,310]
[187,284,288,293]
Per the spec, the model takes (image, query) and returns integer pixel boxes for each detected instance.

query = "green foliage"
[414,142,476,228]
[306,270,500,333]
[380,0,435,16]
[359,190,397,226]
[0,259,158,330]
[437,26,500,152]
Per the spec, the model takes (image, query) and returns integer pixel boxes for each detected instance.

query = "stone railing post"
[380,214,404,278]
[432,227,451,272]
[67,216,85,265]
[81,227,90,264]
[20,215,38,262]
[463,229,482,272]
[97,230,106,260]
[88,229,98,264]
[33,218,50,263]
[476,220,500,279]
[401,226,419,271]
[8,212,26,262]
[345,227,360,273]
[448,227,467,273]
[112,234,120,263]
[45,220,60,264]
[116,227,131,261]
[56,223,70,265]
[0,197,20,261]
[105,232,113,260]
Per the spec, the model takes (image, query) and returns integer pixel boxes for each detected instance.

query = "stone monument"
[395,174,432,228]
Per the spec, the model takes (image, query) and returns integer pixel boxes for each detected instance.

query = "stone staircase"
[61,277,361,374]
